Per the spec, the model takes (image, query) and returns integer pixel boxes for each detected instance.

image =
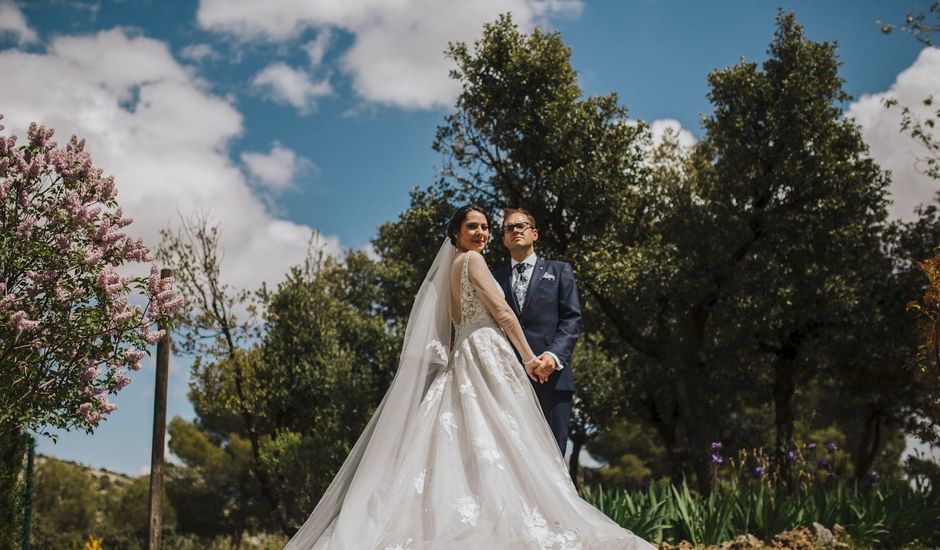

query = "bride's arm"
[465,251,540,368]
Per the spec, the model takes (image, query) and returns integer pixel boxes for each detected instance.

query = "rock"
[719,534,764,549]
[771,527,815,550]
[812,522,835,549]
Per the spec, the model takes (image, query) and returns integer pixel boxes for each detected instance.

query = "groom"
[494,208,582,454]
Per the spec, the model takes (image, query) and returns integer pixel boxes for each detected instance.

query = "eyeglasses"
[503,222,534,234]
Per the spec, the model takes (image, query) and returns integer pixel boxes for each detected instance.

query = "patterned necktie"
[513,262,530,309]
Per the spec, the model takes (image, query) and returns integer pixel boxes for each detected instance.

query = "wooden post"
[147,269,172,550]
[20,434,34,550]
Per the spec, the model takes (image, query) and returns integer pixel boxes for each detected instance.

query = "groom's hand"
[535,353,556,383]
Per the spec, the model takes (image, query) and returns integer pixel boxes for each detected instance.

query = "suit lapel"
[520,257,546,317]
[496,265,520,315]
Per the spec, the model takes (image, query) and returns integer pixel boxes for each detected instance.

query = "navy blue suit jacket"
[493,257,582,392]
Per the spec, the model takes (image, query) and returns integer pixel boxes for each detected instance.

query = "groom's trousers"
[532,381,573,455]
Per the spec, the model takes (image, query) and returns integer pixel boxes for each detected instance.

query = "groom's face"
[502,212,538,254]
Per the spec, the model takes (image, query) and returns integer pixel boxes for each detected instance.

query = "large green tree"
[420,12,906,490]
[161,229,397,535]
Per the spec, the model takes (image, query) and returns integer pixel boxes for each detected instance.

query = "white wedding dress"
[286,243,654,550]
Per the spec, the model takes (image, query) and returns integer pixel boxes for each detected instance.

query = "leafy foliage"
[583,476,940,547]
[0,116,179,436]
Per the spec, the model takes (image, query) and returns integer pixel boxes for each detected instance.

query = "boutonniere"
[542,273,556,281]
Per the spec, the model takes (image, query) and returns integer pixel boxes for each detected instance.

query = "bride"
[285,205,654,549]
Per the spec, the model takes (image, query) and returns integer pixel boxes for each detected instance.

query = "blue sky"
[1,0,936,475]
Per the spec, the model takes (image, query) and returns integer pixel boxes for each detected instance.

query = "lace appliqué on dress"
[421,370,452,412]
[453,495,481,526]
[383,539,413,550]
[522,503,583,550]
[439,411,457,440]
[426,340,449,363]
[455,253,494,342]
[474,437,505,470]
[414,469,427,495]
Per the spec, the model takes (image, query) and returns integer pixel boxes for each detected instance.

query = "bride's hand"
[523,356,541,383]
[534,353,555,383]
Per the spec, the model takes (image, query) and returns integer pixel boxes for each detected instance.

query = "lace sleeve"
[465,251,537,363]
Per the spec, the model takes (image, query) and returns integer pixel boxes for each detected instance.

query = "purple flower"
[97,265,123,296]
[81,363,100,381]
[147,264,161,294]
[710,441,723,452]
[754,466,765,477]
[711,453,723,465]
[867,471,880,484]
[807,442,817,451]
[141,327,166,345]
[125,348,146,363]
[16,217,36,239]
[817,458,830,470]
[785,450,797,462]
[113,368,131,390]
[96,395,118,414]
[77,402,101,424]
[8,310,39,333]
[826,441,838,453]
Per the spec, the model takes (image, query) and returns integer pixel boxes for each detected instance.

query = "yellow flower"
[82,535,103,550]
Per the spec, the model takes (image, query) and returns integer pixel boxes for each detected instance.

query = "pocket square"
[542,273,556,281]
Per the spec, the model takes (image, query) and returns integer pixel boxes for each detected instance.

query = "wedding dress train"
[286,243,654,550]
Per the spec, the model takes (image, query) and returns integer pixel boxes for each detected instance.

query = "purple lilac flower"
[754,466,765,477]
[16,217,36,239]
[710,441,722,452]
[711,453,723,465]
[125,348,146,363]
[785,450,796,462]
[807,442,817,451]
[826,441,838,453]
[8,310,39,332]
[141,328,166,345]
[113,368,131,390]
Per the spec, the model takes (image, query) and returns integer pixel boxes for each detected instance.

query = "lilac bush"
[0,114,181,436]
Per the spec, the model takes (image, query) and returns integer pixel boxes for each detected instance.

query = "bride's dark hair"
[447,204,489,247]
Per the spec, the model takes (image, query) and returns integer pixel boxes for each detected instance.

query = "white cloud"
[252,61,332,114]
[241,142,313,191]
[303,28,332,68]
[0,28,339,292]
[197,0,583,110]
[846,47,940,220]
[650,118,697,149]
[179,42,219,63]
[0,0,38,45]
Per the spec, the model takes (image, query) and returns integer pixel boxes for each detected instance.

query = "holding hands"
[523,353,557,384]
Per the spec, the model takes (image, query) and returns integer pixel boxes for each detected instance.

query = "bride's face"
[457,211,489,253]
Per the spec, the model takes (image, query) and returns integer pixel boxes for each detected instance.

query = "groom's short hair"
[504,208,537,229]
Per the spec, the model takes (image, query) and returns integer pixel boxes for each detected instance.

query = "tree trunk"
[771,359,797,489]
[648,398,681,479]
[228,352,291,535]
[667,350,713,494]
[854,405,883,480]
[568,436,584,491]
